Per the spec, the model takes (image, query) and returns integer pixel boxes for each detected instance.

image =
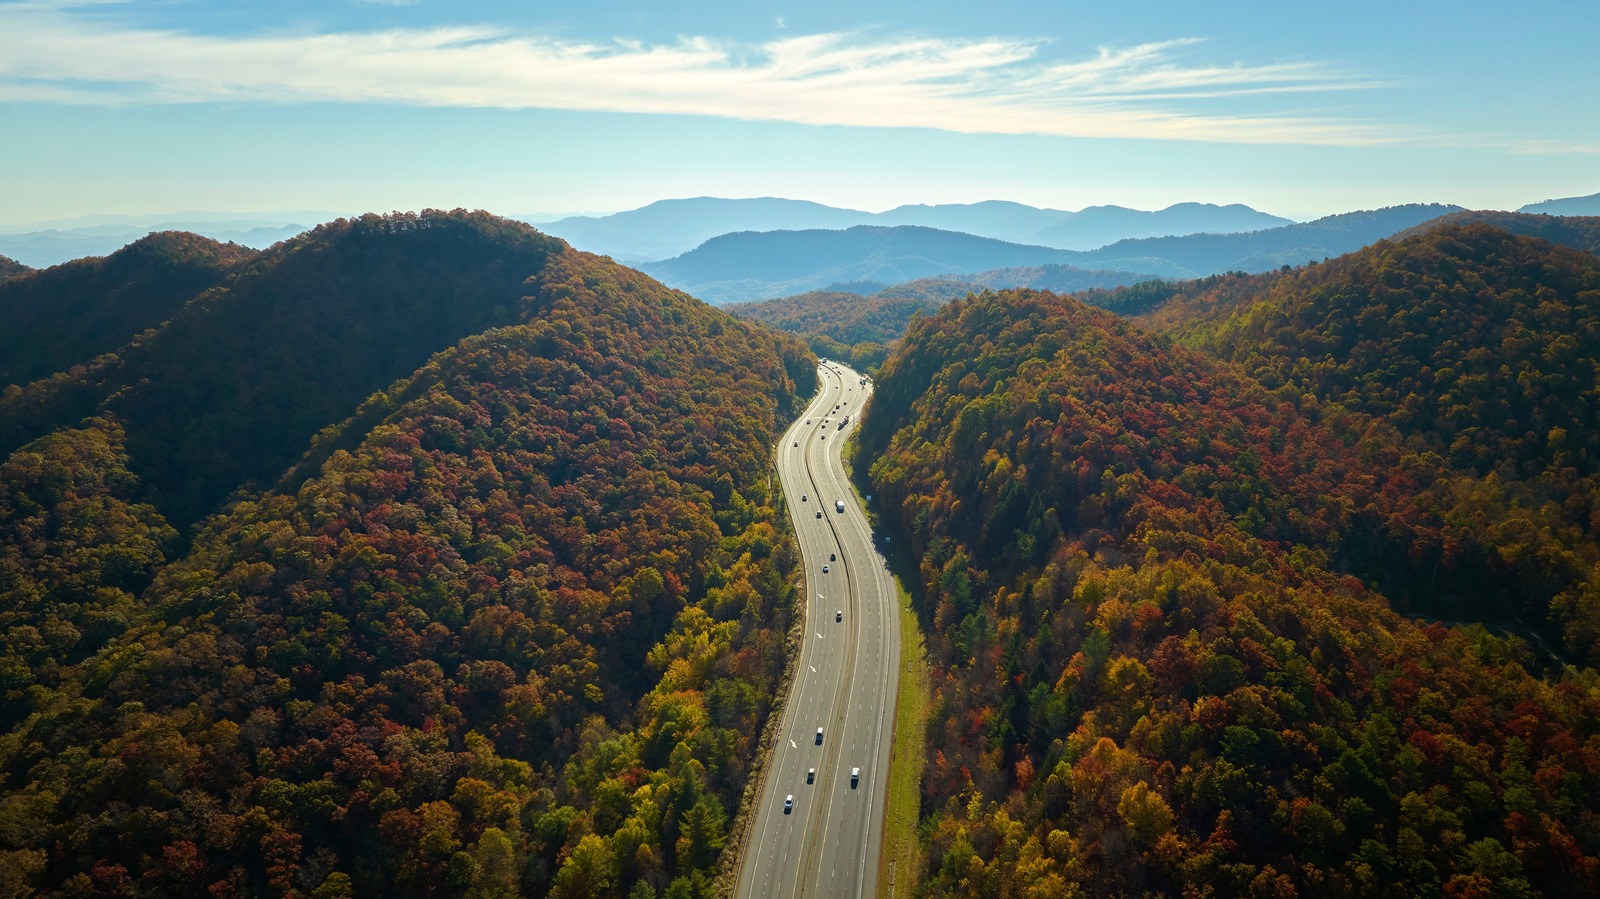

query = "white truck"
[835,499,846,513]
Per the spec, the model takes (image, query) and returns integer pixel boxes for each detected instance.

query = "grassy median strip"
[878,572,927,899]
[843,401,928,899]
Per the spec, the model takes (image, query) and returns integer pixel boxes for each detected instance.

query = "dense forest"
[0,233,254,388]
[1397,212,1600,255]
[0,211,818,898]
[728,264,1148,375]
[858,274,1600,895]
[0,254,31,283]
[0,213,582,528]
[727,290,940,373]
[1146,224,1600,663]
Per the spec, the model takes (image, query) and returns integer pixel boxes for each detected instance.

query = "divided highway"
[736,361,901,899]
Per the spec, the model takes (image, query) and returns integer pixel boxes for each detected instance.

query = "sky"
[1,0,1596,226]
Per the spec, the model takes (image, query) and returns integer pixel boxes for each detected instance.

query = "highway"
[735,361,901,899]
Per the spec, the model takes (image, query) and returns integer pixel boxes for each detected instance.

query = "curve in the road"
[735,361,900,899]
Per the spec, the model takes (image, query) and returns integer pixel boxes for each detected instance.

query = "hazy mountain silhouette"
[539,196,1291,261]
[644,205,1465,303]
[1070,203,1465,277]
[534,197,869,262]
[1519,191,1600,216]
[0,217,312,267]
[639,225,1148,304]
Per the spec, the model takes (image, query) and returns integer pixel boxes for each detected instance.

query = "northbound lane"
[736,361,901,899]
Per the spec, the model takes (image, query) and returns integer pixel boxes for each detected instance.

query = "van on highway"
[851,768,860,789]
[784,795,794,814]
[835,610,842,622]
[807,768,815,784]
[815,728,824,745]
[835,500,846,513]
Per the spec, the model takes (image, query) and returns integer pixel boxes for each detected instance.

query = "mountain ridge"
[1519,190,1600,216]
[640,225,1151,305]
[539,196,1292,261]
[0,208,816,898]
[859,280,1600,896]
[647,204,1465,304]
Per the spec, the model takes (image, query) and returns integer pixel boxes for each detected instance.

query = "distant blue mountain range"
[640,204,1465,304]
[1519,191,1600,216]
[533,196,1293,262]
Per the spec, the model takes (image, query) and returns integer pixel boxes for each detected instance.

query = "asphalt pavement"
[734,361,901,899]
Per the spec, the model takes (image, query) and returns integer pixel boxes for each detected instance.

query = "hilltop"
[1520,190,1600,216]
[0,254,30,282]
[728,261,1154,368]
[1396,209,1600,254]
[0,232,256,387]
[0,210,815,897]
[1143,223,1600,661]
[858,284,1600,896]
[0,212,569,526]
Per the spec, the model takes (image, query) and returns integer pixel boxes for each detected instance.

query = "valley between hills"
[3,206,1600,899]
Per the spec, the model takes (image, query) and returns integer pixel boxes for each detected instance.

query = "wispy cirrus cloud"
[1505,139,1600,156]
[0,2,1401,146]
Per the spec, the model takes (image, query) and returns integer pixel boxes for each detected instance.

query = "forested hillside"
[0,211,818,898]
[0,233,254,387]
[0,213,570,528]
[728,263,1147,370]
[1150,224,1600,662]
[0,254,30,283]
[727,290,941,373]
[858,287,1600,897]
[1399,211,1600,254]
